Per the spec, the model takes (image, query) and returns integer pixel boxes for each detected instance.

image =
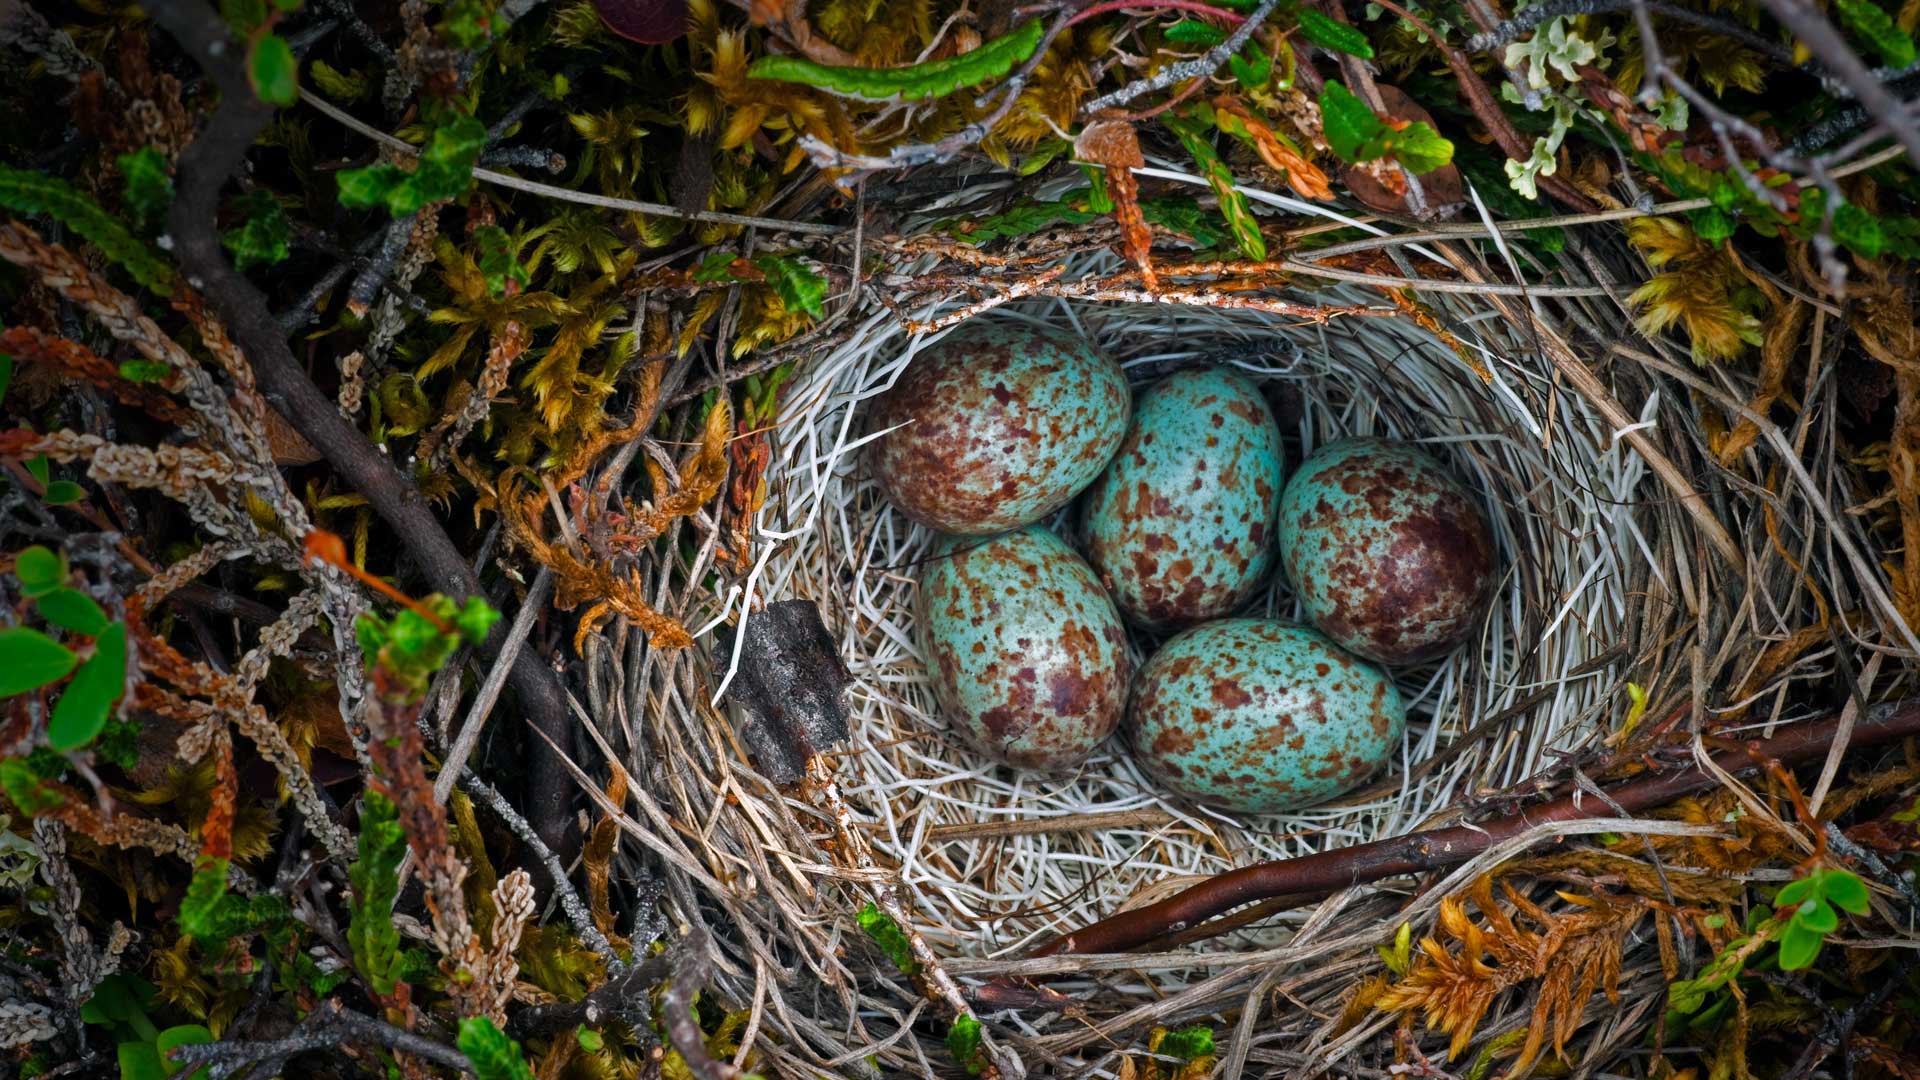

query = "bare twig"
[1082,0,1281,115]
[1755,0,1920,167]
[169,1000,470,1078]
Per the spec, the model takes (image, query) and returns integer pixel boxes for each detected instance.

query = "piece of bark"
[713,600,852,785]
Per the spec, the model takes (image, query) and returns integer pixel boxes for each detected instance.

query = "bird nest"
[594,172,1917,1079]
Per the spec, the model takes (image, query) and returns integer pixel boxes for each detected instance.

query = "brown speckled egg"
[869,322,1130,535]
[1125,619,1405,813]
[918,527,1132,771]
[1276,438,1497,665]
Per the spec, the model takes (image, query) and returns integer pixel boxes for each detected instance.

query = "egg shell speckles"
[870,322,1131,535]
[1085,369,1284,629]
[1277,438,1498,666]
[1125,619,1405,813]
[918,527,1133,771]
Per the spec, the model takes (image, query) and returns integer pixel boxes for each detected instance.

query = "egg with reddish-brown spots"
[1125,619,1404,813]
[1085,368,1284,630]
[1277,438,1498,665]
[870,321,1131,535]
[918,527,1133,771]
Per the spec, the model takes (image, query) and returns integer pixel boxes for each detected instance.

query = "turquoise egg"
[1125,619,1404,813]
[1276,438,1497,665]
[918,527,1133,770]
[870,322,1130,535]
[1084,369,1284,629]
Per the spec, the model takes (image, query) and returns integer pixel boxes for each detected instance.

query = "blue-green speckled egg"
[918,527,1133,771]
[1277,438,1497,666]
[1126,619,1404,812]
[1084,369,1284,629]
[871,322,1130,535]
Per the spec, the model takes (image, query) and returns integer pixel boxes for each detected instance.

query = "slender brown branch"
[1756,0,1920,167]
[142,0,579,855]
[1026,697,1920,960]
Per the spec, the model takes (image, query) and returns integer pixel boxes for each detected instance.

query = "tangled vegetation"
[1,0,1919,1076]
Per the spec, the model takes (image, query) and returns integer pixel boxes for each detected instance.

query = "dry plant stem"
[1464,0,1792,63]
[145,0,578,855]
[1756,0,1920,167]
[434,567,553,805]
[169,1000,471,1077]
[802,755,1022,1079]
[1025,698,1920,960]
[1082,0,1281,115]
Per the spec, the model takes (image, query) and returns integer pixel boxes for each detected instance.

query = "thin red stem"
[1066,0,1246,29]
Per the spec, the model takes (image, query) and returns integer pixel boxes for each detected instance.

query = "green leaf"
[1297,9,1374,58]
[1163,113,1266,260]
[222,189,291,270]
[1165,19,1227,46]
[48,622,127,750]
[437,0,495,48]
[1079,166,1115,212]
[1228,43,1272,90]
[0,757,63,815]
[14,545,64,598]
[1318,81,1382,164]
[247,32,298,107]
[693,251,739,283]
[1158,1025,1215,1060]
[574,1026,605,1053]
[1820,868,1872,914]
[856,902,920,975]
[748,18,1047,102]
[177,855,232,942]
[336,163,409,210]
[455,595,501,646]
[473,225,529,299]
[220,0,268,32]
[414,113,489,203]
[36,587,109,636]
[1774,876,1816,907]
[1372,120,1453,175]
[1691,207,1736,244]
[1776,920,1823,970]
[0,165,173,292]
[156,1024,213,1080]
[42,480,85,506]
[945,1015,985,1076]
[0,627,77,696]
[0,353,11,403]
[1793,897,1839,934]
[118,1041,167,1080]
[119,360,175,383]
[457,1018,536,1080]
[1835,0,1916,66]
[25,456,50,486]
[752,253,828,319]
[117,147,174,231]
[1833,202,1885,259]
[349,791,407,994]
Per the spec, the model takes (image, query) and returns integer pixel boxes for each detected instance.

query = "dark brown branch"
[1756,0,1920,167]
[507,952,674,1039]
[169,1000,471,1077]
[143,0,579,856]
[1027,698,1920,960]
[661,927,735,1080]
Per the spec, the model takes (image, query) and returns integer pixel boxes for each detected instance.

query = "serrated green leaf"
[1318,81,1381,164]
[751,253,828,319]
[1833,202,1885,258]
[437,0,495,48]
[0,757,62,815]
[1691,206,1736,243]
[42,480,85,506]
[1835,0,1916,66]
[415,114,488,203]
[1776,920,1823,970]
[14,546,64,598]
[1159,1025,1215,1060]
[247,32,298,107]
[222,189,291,270]
[116,147,174,231]
[349,791,406,994]
[177,855,231,941]
[457,1018,536,1080]
[1165,19,1227,46]
[473,225,529,298]
[0,165,173,292]
[0,627,77,696]
[856,902,920,975]
[36,587,109,636]
[1297,9,1374,58]
[693,251,739,283]
[455,595,501,646]
[1819,868,1871,914]
[336,163,409,210]
[1228,43,1272,90]
[1370,120,1453,175]
[747,18,1046,102]
[48,621,126,750]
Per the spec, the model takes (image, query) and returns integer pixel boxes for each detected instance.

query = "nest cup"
[675,246,1675,1072]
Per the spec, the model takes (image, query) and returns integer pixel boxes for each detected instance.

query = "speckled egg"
[918,527,1133,771]
[1277,438,1497,666]
[1126,619,1404,813]
[870,322,1130,535]
[1085,369,1284,629]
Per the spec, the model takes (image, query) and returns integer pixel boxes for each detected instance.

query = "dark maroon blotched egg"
[917,527,1133,771]
[869,322,1130,535]
[1276,438,1497,665]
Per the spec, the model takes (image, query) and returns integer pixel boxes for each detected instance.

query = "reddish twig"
[1066,0,1246,29]
[1026,698,1920,960]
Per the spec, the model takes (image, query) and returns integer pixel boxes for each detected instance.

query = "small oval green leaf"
[14,545,63,597]
[1819,868,1871,914]
[42,480,85,506]
[1776,920,1823,970]
[48,621,127,750]
[36,587,109,636]
[0,627,77,696]
[248,32,299,107]
[1794,897,1838,934]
